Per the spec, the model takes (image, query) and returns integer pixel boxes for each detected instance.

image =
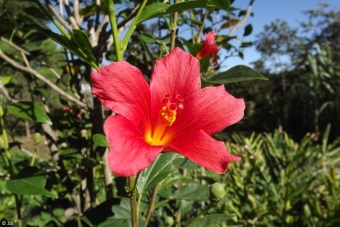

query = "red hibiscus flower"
[196,32,220,60]
[91,48,244,177]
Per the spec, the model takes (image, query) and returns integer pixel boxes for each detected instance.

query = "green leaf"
[136,153,178,194]
[92,134,108,149]
[137,3,169,24]
[7,101,52,124]
[240,41,253,48]
[206,65,268,84]
[6,166,57,198]
[190,214,234,226]
[111,205,131,220]
[210,0,230,11]
[39,29,97,68]
[137,0,228,24]
[170,183,209,201]
[199,57,211,73]
[138,33,157,43]
[166,1,210,14]
[243,24,253,36]
[0,76,12,86]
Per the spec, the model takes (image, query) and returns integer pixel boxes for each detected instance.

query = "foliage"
[0,0,339,226]
[223,127,340,226]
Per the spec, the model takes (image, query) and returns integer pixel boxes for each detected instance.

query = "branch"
[0,50,87,109]
[170,0,179,51]
[73,0,81,26]
[144,184,159,227]
[45,0,73,33]
[62,0,80,29]
[228,0,255,37]
[197,11,209,43]
[0,86,18,103]
[0,37,30,56]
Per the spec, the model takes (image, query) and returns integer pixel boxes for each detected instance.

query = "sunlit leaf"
[137,3,169,24]
[0,76,12,86]
[136,153,178,194]
[7,101,52,124]
[93,134,108,149]
[206,65,267,84]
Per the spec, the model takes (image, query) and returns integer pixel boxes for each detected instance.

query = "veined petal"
[104,115,164,177]
[91,62,151,127]
[170,85,245,136]
[168,129,240,174]
[149,48,201,124]
[150,48,201,98]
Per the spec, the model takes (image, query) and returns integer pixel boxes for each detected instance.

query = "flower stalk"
[129,176,138,227]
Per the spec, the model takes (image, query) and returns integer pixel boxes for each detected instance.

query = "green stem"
[33,0,71,39]
[30,145,37,166]
[129,176,138,227]
[107,0,123,61]
[15,195,23,227]
[121,0,148,52]
[170,0,179,51]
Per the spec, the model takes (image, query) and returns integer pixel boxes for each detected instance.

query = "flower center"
[145,94,184,146]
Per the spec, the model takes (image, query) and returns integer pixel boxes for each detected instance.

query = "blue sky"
[226,0,340,68]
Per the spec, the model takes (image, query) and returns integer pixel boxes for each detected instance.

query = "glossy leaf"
[170,183,209,201]
[7,101,52,124]
[6,166,57,198]
[136,153,178,194]
[206,65,267,84]
[93,134,108,149]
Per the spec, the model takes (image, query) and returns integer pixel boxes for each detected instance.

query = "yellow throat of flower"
[145,94,184,146]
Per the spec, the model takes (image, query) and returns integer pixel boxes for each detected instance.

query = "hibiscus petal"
[149,48,201,124]
[197,32,219,59]
[91,62,151,127]
[168,129,240,174]
[104,115,164,177]
[150,47,201,98]
[171,85,245,136]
